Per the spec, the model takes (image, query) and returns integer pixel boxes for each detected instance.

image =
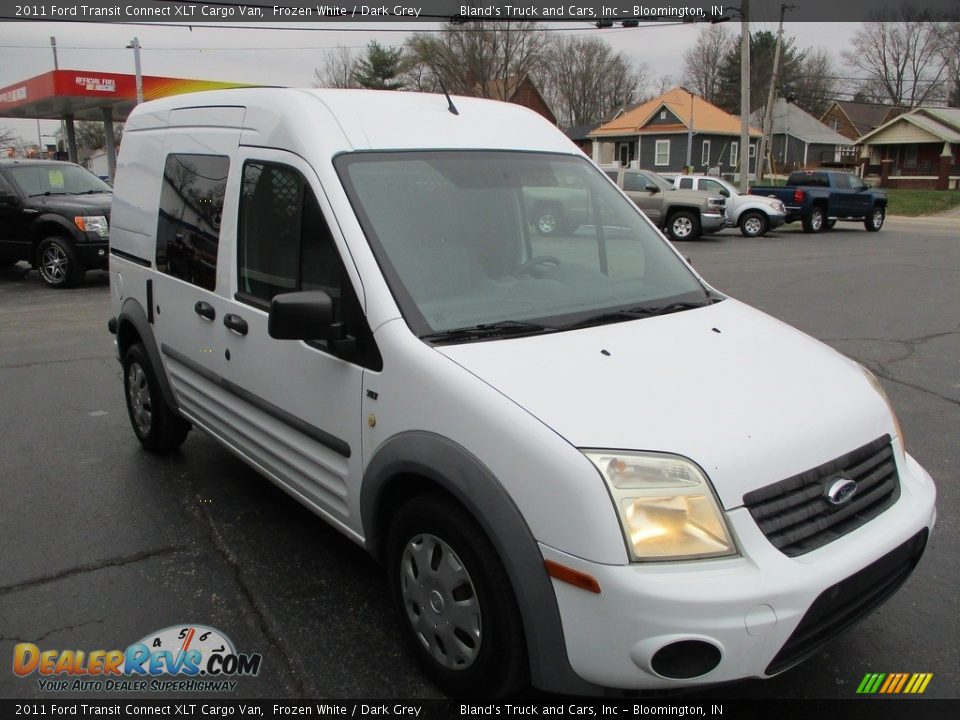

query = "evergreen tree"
[353,41,406,90]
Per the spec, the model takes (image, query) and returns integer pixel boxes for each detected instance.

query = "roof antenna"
[438,79,459,116]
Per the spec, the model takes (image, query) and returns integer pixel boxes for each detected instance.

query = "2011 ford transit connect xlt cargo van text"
[107,89,936,697]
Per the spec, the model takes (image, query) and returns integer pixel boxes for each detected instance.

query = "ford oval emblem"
[826,478,858,505]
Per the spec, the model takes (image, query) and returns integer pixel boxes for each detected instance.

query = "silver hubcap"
[672,216,693,237]
[873,209,883,228]
[743,216,763,235]
[40,244,68,283]
[400,533,481,671]
[127,362,152,436]
[811,211,822,230]
[538,213,558,234]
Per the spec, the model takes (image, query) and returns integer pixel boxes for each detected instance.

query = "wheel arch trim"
[116,297,180,413]
[360,430,597,695]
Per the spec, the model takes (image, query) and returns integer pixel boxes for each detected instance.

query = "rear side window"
[156,154,229,291]
[678,177,693,189]
[788,171,829,188]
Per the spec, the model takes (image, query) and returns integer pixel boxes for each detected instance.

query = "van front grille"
[743,435,899,557]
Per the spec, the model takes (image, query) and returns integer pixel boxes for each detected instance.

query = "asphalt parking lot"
[0,216,957,701]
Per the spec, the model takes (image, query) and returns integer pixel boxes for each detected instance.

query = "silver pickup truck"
[524,167,726,241]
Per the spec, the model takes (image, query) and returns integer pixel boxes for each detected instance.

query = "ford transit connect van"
[108,89,936,697]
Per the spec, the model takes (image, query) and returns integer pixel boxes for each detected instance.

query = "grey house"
[588,87,761,176]
[752,99,855,172]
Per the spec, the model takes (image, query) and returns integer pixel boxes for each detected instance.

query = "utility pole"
[756,4,794,182]
[50,36,58,69]
[738,0,750,192]
[685,89,695,170]
[128,37,144,104]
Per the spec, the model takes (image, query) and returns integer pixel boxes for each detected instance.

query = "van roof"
[125,87,578,156]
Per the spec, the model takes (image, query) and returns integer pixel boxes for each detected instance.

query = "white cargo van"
[108,89,936,697]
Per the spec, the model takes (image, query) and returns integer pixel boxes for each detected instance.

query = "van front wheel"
[386,494,527,697]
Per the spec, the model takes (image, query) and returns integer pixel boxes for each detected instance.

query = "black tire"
[802,205,826,234]
[36,237,84,288]
[865,205,885,232]
[122,343,190,453]
[534,205,564,236]
[824,219,837,230]
[666,210,700,241]
[386,493,527,698]
[739,210,769,238]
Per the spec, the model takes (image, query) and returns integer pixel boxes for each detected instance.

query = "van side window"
[156,154,229,291]
[238,160,382,370]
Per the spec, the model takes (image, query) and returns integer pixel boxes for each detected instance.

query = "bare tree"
[787,47,841,117]
[314,46,359,89]
[0,126,19,150]
[538,36,650,128]
[841,9,949,108]
[654,74,676,97]
[404,22,549,98]
[682,24,732,104]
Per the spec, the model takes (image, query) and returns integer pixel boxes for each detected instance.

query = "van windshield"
[336,151,712,341]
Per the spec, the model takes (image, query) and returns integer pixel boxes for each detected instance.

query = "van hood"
[437,299,892,510]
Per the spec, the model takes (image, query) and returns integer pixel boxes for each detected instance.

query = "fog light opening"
[651,640,722,679]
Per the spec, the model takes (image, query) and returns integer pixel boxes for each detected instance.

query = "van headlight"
[583,451,737,561]
[858,364,905,455]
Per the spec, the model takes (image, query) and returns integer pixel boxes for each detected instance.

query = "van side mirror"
[268,290,336,340]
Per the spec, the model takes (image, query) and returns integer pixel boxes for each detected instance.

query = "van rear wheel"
[385,494,527,697]
[122,343,190,453]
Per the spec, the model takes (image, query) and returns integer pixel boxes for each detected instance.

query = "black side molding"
[110,247,152,268]
[160,343,351,458]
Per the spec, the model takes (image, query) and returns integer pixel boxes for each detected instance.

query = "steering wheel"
[515,255,561,276]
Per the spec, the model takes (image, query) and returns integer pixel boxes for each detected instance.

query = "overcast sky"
[0,18,859,143]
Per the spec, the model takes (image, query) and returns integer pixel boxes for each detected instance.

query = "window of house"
[156,154,229,291]
[701,140,711,167]
[655,140,670,166]
[660,110,667,120]
[749,143,756,158]
[904,144,919,167]
[730,142,739,165]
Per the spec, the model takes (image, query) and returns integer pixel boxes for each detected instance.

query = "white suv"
[108,89,936,697]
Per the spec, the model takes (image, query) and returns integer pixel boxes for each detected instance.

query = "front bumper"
[700,213,726,234]
[75,237,109,270]
[540,449,936,690]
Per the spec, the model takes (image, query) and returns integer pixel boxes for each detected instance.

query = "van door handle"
[194,301,216,321]
[223,313,248,336]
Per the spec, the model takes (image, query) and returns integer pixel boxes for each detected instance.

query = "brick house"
[474,74,557,126]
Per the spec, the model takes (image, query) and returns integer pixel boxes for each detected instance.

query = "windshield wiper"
[421,320,555,344]
[566,298,720,329]
[29,191,74,197]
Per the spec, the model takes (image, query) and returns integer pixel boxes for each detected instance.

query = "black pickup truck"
[0,159,111,287]
[749,170,887,233]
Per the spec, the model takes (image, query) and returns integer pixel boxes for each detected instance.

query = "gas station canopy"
[0,69,248,122]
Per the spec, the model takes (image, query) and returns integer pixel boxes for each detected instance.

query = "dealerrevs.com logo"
[13,624,262,693]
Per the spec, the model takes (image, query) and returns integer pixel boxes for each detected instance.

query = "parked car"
[604,168,727,241]
[749,170,887,233]
[675,174,786,237]
[108,89,935,697]
[0,159,111,287]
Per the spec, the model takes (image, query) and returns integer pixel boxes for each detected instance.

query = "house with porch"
[588,87,761,176]
[856,107,960,189]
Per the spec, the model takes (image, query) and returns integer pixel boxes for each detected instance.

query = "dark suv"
[0,159,112,287]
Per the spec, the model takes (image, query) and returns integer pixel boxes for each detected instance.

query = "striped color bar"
[857,672,933,694]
